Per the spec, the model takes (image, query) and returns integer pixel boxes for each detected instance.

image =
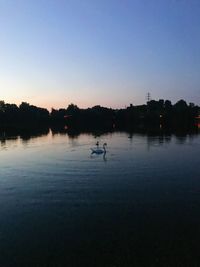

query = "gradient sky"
[1,0,200,109]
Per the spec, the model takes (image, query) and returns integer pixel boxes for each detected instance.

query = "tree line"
[0,99,199,130]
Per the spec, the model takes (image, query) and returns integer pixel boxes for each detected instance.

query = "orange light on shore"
[64,115,72,119]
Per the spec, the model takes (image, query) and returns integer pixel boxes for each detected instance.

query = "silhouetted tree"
[0,99,199,132]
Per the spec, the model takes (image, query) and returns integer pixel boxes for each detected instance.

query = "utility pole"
[146,92,151,103]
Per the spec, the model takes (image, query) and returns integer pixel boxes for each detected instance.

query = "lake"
[0,128,200,267]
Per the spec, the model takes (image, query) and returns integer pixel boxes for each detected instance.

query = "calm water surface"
[0,130,200,266]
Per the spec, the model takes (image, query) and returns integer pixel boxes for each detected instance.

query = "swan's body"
[91,143,107,154]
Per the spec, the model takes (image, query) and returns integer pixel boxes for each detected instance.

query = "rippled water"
[0,130,200,266]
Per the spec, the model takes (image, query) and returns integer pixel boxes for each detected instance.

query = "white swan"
[91,143,107,154]
[96,141,99,147]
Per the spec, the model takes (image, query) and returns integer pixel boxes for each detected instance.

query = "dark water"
[0,129,200,267]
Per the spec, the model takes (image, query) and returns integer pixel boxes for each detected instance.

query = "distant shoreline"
[0,99,199,130]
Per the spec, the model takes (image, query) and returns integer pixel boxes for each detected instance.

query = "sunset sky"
[1,0,200,110]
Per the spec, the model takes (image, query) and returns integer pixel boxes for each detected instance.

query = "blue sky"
[0,0,200,109]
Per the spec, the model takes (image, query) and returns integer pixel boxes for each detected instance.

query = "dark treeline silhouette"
[0,99,200,131]
[0,100,49,127]
[51,99,200,131]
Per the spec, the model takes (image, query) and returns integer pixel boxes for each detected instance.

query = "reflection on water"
[1,126,199,149]
[90,152,107,162]
[0,127,200,267]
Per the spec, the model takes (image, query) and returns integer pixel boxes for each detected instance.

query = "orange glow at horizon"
[2,96,131,111]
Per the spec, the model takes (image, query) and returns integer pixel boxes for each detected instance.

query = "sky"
[0,0,200,110]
